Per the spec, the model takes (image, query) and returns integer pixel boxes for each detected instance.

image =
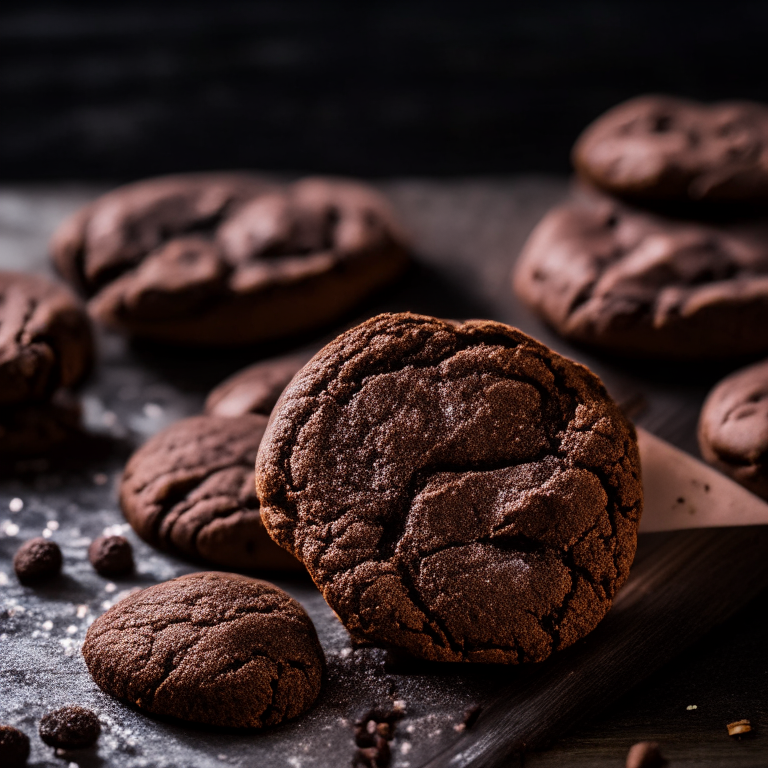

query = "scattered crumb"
[0,572,7,586]
[3,522,20,536]
[104,583,117,593]
[626,741,667,768]
[42,620,53,631]
[42,529,52,538]
[9,498,23,513]
[686,705,697,711]
[727,719,752,736]
[76,605,88,619]
[143,403,163,418]
[47,520,60,531]
[400,742,412,754]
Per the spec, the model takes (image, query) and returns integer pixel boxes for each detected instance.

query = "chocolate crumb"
[13,538,62,584]
[39,706,100,749]
[0,725,30,767]
[88,535,134,577]
[626,741,667,768]
[352,708,403,767]
[454,704,483,732]
[727,719,752,736]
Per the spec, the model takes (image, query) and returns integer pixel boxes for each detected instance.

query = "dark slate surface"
[1,178,766,767]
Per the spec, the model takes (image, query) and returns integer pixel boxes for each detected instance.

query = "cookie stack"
[513,95,768,361]
[0,271,93,464]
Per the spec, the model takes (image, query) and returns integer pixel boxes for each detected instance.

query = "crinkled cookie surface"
[82,572,324,727]
[256,313,642,663]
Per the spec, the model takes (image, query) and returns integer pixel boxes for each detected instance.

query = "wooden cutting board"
[0,178,765,767]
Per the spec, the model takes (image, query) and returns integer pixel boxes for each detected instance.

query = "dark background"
[2,0,767,181]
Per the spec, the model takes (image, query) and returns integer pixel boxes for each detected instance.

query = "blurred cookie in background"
[51,174,409,346]
[699,358,768,500]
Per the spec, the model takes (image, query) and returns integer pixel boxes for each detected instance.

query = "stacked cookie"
[513,96,768,361]
[0,271,93,463]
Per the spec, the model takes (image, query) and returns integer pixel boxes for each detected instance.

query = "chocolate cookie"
[513,194,768,359]
[39,706,100,749]
[0,272,93,405]
[698,358,768,500]
[121,414,300,571]
[51,174,409,345]
[205,352,310,418]
[255,313,642,663]
[573,95,768,203]
[82,572,324,727]
[0,391,82,460]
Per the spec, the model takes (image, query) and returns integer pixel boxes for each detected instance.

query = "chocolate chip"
[13,538,62,584]
[39,706,100,749]
[88,535,134,577]
[0,725,30,767]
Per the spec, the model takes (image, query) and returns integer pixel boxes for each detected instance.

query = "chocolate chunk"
[205,352,311,418]
[699,358,768,500]
[121,414,300,571]
[82,572,325,727]
[513,193,768,359]
[51,175,409,345]
[0,725,30,767]
[574,95,768,203]
[256,313,642,663]
[13,538,62,584]
[88,535,134,577]
[0,271,93,406]
[39,706,100,749]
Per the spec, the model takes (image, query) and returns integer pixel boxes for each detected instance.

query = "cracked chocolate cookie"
[0,271,93,406]
[121,414,300,571]
[205,352,310,418]
[82,572,324,727]
[698,358,768,500]
[255,313,642,663]
[513,194,768,359]
[51,174,409,345]
[573,95,768,203]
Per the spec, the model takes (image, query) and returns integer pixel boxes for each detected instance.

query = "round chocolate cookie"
[573,95,768,203]
[82,572,324,727]
[256,313,642,663]
[205,352,310,418]
[698,358,768,500]
[14,538,62,584]
[0,271,93,406]
[513,194,768,359]
[0,390,82,460]
[39,706,100,749]
[51,174,409,345]
[121,414,300,571]
[0,725,30,767]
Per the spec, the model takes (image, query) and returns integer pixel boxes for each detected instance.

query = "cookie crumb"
[686,704,697,710]
[14,538,62,584]
[727,719,752,736]
[0,724,30,767]
[626,741,666,768]
[88,536,134,577]
[39,706,100,749]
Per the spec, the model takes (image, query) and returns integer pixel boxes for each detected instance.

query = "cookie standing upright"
[256,313,643,664]
[513,194,768,359]
[82,572,324,728]
[121,414,300,571]
[51,174,409,345]
[699,358,768,500]
[573,95,768,202]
